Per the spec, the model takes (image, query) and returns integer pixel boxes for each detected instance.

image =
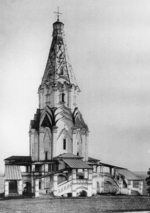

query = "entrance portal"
[9,180,17,193]
[23,182,31,195]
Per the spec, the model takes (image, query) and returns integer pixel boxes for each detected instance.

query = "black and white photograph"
[0,0,150,212]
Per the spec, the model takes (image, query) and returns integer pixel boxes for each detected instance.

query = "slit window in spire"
[63,139,66,150]
[62,93,65,102]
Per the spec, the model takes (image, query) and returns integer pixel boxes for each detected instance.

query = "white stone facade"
[4,18,144,198]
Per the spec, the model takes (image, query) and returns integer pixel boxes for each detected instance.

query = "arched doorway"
[76,187,88,197]
[79,190,87,197]
[23,182,31,195]
[9,180,17,193]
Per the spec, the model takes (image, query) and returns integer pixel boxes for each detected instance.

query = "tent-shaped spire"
[41,20,78,87]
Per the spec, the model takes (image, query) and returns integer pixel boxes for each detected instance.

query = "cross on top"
[54,7,62,21]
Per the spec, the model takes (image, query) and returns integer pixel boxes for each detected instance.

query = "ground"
[0,196,150,213]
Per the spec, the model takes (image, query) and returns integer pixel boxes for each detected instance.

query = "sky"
[1,0,150,172]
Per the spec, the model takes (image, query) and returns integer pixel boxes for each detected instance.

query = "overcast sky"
[1,0,150,172]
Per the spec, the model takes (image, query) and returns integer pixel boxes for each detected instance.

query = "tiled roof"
[116,168,142,180]
[63,159,92,169]
[5,165,22,180]
[5,156,31,161]
[100,162,125,169]
[53,153,83,159]
[5,156,31,165]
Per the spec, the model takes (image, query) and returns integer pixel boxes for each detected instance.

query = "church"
[4,14,144,197]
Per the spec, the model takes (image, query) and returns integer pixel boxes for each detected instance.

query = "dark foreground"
[0,196,150,213]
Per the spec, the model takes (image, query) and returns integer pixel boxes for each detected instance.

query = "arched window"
[63,138,66,150]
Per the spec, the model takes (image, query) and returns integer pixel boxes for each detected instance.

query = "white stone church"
[4,16,143,198]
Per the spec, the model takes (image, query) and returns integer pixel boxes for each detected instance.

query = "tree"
[145,168,150,196]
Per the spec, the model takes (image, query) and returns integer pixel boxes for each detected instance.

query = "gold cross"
[54,7,62,21]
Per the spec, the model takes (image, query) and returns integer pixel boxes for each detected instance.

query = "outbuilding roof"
[4,156,31,165]
[116,168,142,180]
[5,165,22,180]
[5,156,31,161]
[88,157,100,164]
[53,153,83,160]
[63,159,92,169]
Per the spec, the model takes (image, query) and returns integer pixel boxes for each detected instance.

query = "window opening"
[63,138,66,150]
[45,151,48,161]
[39,182,41,189]
[60,67,64,75]
[62,93,65,102]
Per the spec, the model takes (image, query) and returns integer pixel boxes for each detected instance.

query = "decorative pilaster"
[72,127,77,155]
[100,166,104,193]
[52,86,58,107]
[52,126,58,158]
[81,129,86,161]
[30,129,35,161]
[18,180,23,195]
[35,179,39,197]
[72,169,77,197]
[39,128,45,160]
[4,181,9,197]
[68,86,73,110]
[87,169,92,197]
[92,166,97,194]
[45,93,50,105]
[53,174,58,196]
[85,131,89,161]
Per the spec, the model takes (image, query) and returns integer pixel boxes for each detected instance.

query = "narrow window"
[45,151,48,160]
[77,152,79,156]
[62,93,65,102]
[39,182,41,189]
[63,138,66,150]
[60,67,64,75]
